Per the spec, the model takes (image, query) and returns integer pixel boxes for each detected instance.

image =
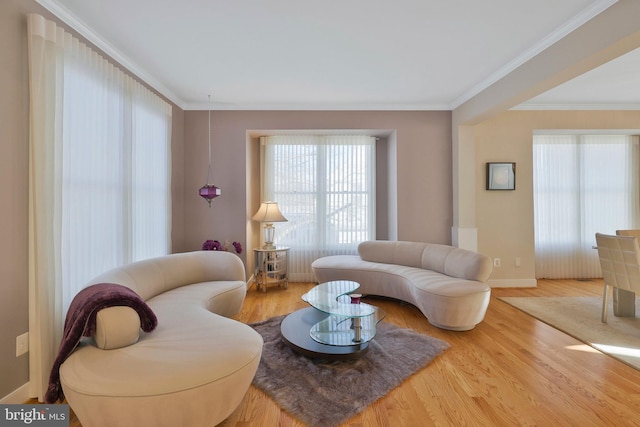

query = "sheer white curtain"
[533,134,640,279]
[27,14,172,400]
[261,135,376,281]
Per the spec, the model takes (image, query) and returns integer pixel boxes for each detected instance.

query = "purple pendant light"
[199,95,221,206]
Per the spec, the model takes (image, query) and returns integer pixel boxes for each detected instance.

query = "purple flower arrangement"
[202,239,243,254]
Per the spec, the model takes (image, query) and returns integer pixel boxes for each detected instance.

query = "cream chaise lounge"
[311,240,493,331]
[58,251,263,427]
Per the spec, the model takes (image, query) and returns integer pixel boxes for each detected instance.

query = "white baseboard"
[489,278,537,288]
[1,382,31,404]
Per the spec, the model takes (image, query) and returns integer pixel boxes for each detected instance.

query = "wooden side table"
[253,246,289,292]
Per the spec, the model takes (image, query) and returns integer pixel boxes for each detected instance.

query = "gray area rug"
[249,315,449,427]
[500,296,640,370]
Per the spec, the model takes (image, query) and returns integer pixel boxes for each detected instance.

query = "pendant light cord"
[207,94,212,184]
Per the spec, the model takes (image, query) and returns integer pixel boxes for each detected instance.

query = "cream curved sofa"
[311,241,493,331]
[59,251,263,427]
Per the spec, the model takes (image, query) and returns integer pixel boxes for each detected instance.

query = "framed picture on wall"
[486,162,516,190]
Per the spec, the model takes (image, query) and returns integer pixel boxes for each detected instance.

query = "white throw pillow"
[94,306,141,350]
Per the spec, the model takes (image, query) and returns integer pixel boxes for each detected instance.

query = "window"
[261,135,376,281]
[533,134,640,278]
[61,56,171,313]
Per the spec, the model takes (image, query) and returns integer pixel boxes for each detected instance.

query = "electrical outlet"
[515,257,521,267]
[16,332,29,357]
[493,258,501,267]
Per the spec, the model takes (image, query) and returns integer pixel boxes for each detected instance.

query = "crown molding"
[511,103,640,111]
[532,129,640,134]
[182,102,450,111]
[449,0,619,110]
[35,0,185,109]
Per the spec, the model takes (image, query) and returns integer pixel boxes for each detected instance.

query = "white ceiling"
[38,0,640,111]
[516,46,640,110]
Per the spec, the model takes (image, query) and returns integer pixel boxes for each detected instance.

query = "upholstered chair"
[595,233,640,323]
[616,229,640,239]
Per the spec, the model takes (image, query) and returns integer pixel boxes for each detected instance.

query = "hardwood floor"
[45,279,640,426]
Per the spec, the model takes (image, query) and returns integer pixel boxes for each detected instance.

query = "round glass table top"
[301,280,376,317]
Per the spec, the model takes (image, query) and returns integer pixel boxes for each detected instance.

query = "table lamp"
[252,201,288,249]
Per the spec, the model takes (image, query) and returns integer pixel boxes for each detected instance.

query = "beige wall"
[0,0,33,402]
[475,110,640,285]
[183,110,453,275]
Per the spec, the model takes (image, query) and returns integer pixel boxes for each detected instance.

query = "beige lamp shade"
[252,202,287,248]
[252,201,288,223]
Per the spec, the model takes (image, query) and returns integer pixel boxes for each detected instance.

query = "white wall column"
[452,124,478,251]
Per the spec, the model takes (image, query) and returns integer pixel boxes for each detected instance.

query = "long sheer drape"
[261,135,376,281]
[533,134,640,278]
[27,14,172,400]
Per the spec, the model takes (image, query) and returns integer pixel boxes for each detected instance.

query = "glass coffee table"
[280,280,385,360]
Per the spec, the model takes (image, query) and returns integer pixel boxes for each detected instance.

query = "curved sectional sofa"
[59,251,263,427]
[311,240,493,331]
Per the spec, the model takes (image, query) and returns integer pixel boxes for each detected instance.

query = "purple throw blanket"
[45,283,158,403]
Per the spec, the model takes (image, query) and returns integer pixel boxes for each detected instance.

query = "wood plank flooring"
[43,279,640,426]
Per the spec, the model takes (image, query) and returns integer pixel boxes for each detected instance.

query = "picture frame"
[486,162,515,190]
